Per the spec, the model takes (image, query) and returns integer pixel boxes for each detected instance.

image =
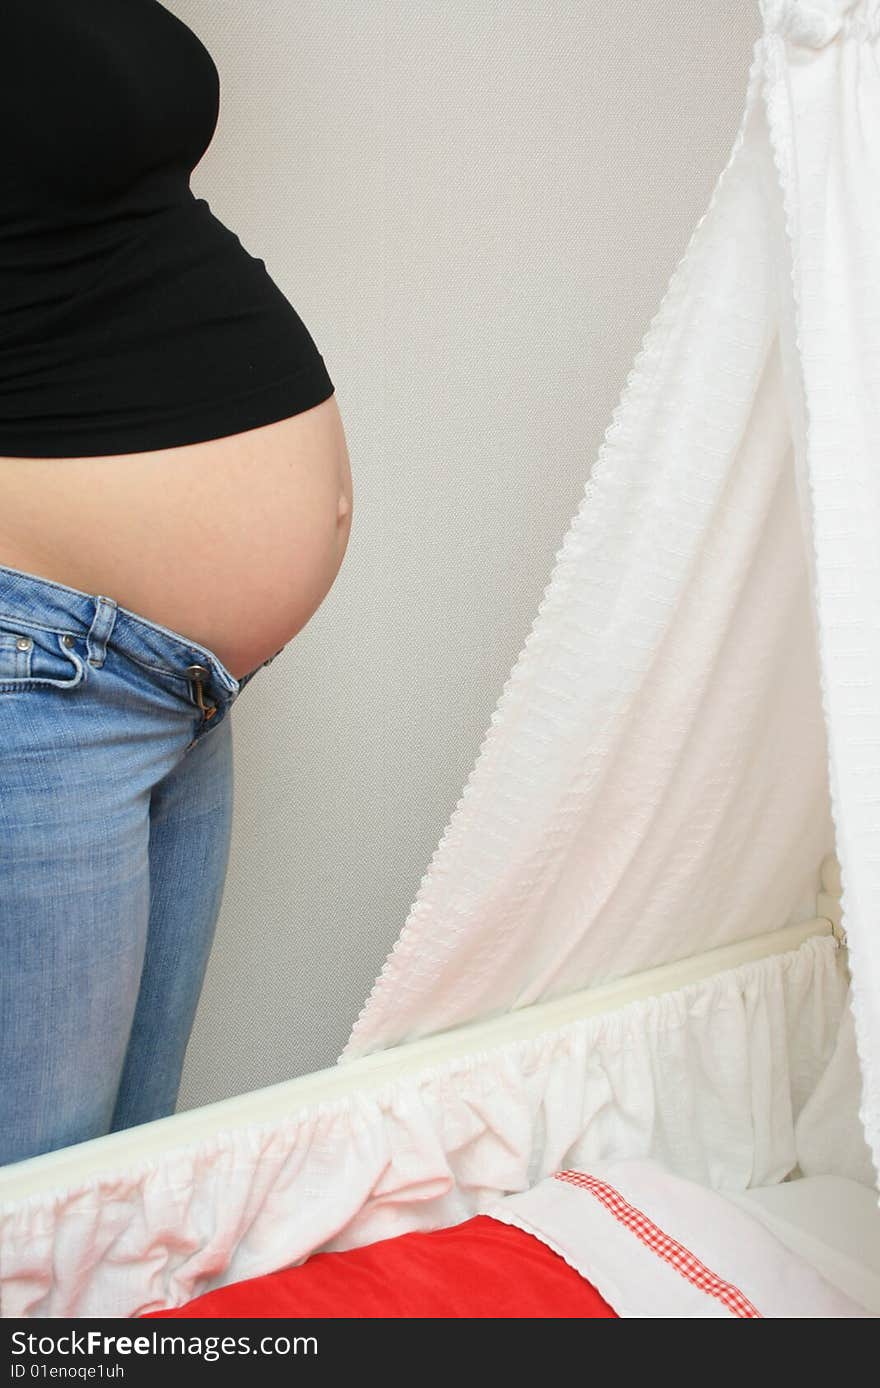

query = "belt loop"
[86,595,117,668]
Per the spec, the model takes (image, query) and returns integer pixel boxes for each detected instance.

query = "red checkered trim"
[554,1170,762,1318]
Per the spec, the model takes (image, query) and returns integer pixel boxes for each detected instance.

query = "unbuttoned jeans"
[0,561,283,1166]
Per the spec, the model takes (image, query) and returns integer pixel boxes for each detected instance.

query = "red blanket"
[140,1214,617,1318]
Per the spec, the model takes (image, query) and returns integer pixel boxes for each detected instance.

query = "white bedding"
[489,1160,877,1317]
[731,1176,880,1316]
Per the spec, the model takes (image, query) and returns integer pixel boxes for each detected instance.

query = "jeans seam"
[0,612,82,639]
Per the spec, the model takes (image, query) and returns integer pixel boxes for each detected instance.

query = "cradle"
[1,0,879,1318]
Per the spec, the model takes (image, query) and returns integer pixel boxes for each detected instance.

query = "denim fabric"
[0,561,284,1166]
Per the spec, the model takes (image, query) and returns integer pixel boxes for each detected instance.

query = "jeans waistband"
[0,562,242,697]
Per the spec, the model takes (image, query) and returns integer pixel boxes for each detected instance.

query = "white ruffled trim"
[0,937,846,1318]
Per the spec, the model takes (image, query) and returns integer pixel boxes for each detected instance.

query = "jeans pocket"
[0,618,86,693]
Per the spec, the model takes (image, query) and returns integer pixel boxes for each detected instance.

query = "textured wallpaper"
[172,0,762,1113]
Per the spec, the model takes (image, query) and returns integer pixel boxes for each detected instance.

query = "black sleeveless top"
[0,0,335,457]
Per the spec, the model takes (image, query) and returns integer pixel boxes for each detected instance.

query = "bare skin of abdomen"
[0,394,353,682]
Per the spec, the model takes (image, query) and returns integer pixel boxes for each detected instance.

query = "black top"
[0,0,335,457]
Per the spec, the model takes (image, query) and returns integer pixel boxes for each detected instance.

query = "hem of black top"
[0,359,336,459]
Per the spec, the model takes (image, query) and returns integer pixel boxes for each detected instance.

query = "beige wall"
[174,0,762,1112]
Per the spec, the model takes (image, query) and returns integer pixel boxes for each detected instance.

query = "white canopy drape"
[342,0,880,1185]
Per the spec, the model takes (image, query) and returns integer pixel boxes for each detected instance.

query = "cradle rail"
[0,854,843,1208]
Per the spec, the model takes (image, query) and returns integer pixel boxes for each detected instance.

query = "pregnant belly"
[0,395,353,682]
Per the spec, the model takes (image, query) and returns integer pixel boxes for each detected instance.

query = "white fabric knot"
[760,0,862,47]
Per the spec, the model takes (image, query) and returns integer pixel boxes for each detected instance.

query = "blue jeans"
[0,562,284,1167]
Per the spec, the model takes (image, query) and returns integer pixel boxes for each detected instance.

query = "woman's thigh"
[0,565,249,1166]
[111,714,235,1134]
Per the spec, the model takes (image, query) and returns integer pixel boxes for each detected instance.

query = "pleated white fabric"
[0,938,845,1317]
[342,0,880,1186]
